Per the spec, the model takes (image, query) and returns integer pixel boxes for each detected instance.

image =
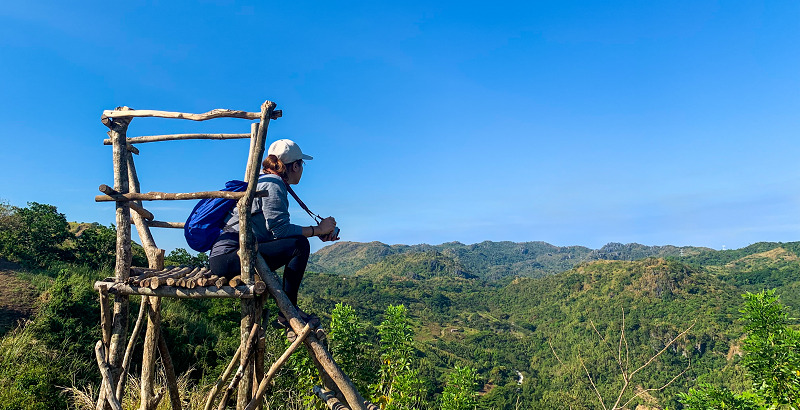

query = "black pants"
[209,235,310,306]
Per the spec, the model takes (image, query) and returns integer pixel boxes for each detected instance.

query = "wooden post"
[95,341,124,410]
[139,296,161,410]
[117,297,148,401]
[219,324,261,410]
[236,101,276,409]
[244,123,259,182]
[158,331,182,410]
[204,345,242,410]
[99,287,112,358]
[245,324,314,410]
[97,108,133,410]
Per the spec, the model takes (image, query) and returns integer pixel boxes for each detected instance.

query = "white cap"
[267,139,313,163]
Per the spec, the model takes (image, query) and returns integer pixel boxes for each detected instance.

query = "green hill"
[311,240,712,280]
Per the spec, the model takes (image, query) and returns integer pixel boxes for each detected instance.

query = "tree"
[680,290,800,410]
[740,290,800,408]
[72,223,116,269]
[374,304,425,410]
[573,309,693,410]
[0,202,71,267]
[329,302,376,393]
[440,366,478,410]
[164,248,209,267]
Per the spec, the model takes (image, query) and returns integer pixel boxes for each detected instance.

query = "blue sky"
[1,1,798,253]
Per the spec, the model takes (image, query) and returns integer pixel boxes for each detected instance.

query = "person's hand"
[317,216,336,235]
[319,230,340,242]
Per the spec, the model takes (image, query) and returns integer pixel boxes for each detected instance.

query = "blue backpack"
[184,180,248,252]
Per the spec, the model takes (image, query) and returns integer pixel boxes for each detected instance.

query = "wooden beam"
[158,331,182,410]
[94,281,263,299]
[126,151,162,265]
[96,185,268,202]
[218,324,261,410]
[104,133,250,145]
[116,297,148,400]
[143,220,184,229]
[95,341,124,410]
[97,185,155,219]
[101,108,282,121]
[313,386,349,410]
[245,324,314,410]
[205,344,242,410]
[254,254,371,410]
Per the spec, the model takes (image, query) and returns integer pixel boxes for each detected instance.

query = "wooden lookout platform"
[93,101,376,410]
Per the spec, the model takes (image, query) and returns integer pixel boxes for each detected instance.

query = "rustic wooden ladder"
[93,101,376,410]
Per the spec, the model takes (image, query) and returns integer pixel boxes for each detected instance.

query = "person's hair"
[262,155,301,179]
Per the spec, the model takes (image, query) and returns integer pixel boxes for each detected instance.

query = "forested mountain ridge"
[303,249,800,408]
[1,200,797,409]
[310,240,713,280]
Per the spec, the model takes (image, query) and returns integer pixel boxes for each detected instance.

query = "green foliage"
[165,247,209,267]
[0,202,72,267]
[440,366,478,410]
[679,384,763,410]
[374,304,426,409]
[680,290,800,410]
[29,265,102,359]
[330,302,377,393]
[0,325,71,409]
[72,223,117,269]
[740,290,800,408]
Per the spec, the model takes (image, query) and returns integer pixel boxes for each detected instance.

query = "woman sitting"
[208,139,338,327]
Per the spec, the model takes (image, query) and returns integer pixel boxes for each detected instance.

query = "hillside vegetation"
[0,201,798,409]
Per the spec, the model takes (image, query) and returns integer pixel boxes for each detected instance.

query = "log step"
[93,266,267,299]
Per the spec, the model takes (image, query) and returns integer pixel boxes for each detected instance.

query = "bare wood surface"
[98,185,155,219]
[94,281,261,299]
[102,108,282,121]
[117,297,148,400]
[228,275,244,287]
[144,220,184,229]
[253,277,266,295]
[254,254,370,410]
[104,133,250,145]
[126,151,162,268]
[106,108,132,407]
[139,296,161,410]
[96,185,268,202]
[95,341,124,410]
[99,288,112,358]
[150,266,193,289]
[199,274,218,287]
[252,332,265,410]
[158,331,182,410]
[218,324,261,410]
[237,101,276,409]
[313,386,349,410]
[245,324,314,410]
[132,266,182,286]
[167,267,200,287]
[126,144,140,155]
[244,123,259,182]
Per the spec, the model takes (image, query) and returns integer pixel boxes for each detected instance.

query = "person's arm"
[301,217,337,238]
